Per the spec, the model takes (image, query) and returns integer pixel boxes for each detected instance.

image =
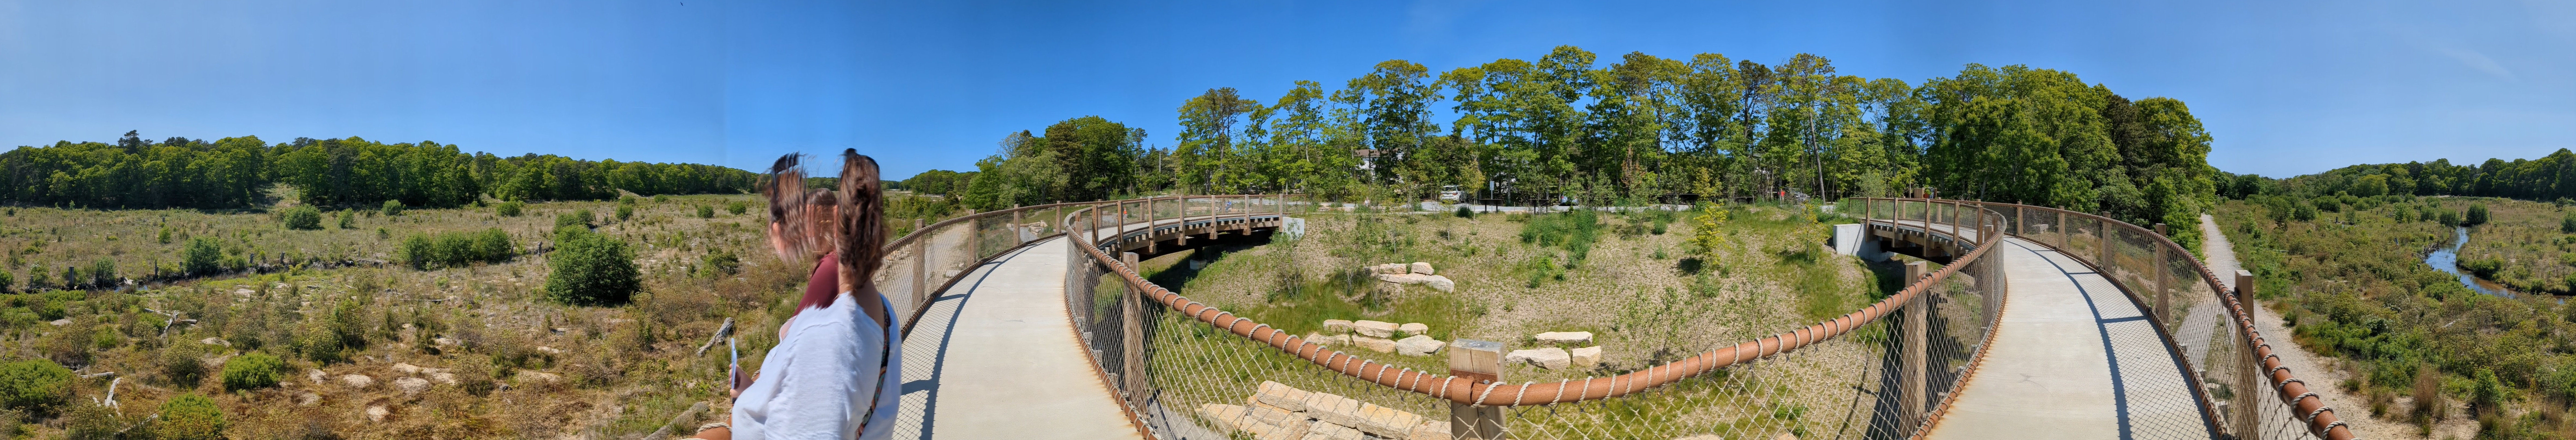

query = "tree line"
[931,46,2220,231]
[2232,148,2576,202]
[0,131,759,209]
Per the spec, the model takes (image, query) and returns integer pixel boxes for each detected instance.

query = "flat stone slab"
[1533,331,1592,345]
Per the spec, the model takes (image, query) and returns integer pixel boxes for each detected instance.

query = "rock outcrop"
[1394,335,1445,356]
[1505,348,1572,370]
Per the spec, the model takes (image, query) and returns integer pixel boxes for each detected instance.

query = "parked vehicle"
[1438,185,1463,202]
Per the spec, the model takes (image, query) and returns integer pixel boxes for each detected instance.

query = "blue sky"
[3,0,2571,179]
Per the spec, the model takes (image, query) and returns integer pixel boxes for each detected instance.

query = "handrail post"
[1145,198,1158,255]
[2234,269,2261,440]
[1901,260,1931,432]
[2152,223,2169,324]
[1448,339,1506,439]
[1011,204,1023,246]
[913,218,926,309]
[2098,215,2111,268]
[1119,251,1147,411]
[965,208,979,260]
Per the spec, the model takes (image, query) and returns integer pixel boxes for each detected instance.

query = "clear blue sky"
[4,0,2570,179]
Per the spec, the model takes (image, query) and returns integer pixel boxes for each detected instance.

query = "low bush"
[556,210,596,235]
[182,238,223,276]
[381,199,405,216]
[615,204,634,221]
[496,201,525,217]
[0,359,71,414]
[398,228,517,269]
[155,394,227,440]
[159,344,207,387]
[726,200,751,215]
[219,352,285,391]
[695,205,716,219]
[546,230,640,306]
[337,209,356,229]
[281,205,323,230]
[1454,206,1473,218]
[697,251,740,278]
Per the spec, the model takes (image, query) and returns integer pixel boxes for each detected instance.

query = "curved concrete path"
[889,236,1143,439]
[1921,236,2215,440]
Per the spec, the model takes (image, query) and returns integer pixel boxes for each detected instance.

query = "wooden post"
[964,208,979,259]
[2233,269,2261,440]
[2097,215,2112,267]
[1012,204,1023,246]
[1901,260,1931,431]
[2152,223,2169,324]
[1448,339,1506,440]
[1145,198,1158,255]
[2055,211,2067,249]
[912,218,926,308]
[1177,196,1190,247]
[1120,251,1147,409]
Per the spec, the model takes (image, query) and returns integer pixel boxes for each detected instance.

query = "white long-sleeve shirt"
[731,293,902,440]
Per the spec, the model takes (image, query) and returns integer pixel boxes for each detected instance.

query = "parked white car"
[1438,185,1463,202]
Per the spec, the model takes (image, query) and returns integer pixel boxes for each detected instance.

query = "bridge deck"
[1922,236,2213,439]
[890,236,1143,439]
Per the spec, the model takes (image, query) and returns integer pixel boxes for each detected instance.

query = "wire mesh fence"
[1909,199,2355,440]
[1062,196,2011,440]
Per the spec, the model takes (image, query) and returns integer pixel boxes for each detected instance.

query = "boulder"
[428,372,458,386]
[1374,273,1429,284]
[296,392,322,406]
[1420,275,1455,292]
[1305,422,1365,440]
[1408,262,1434,275]
[1571,346,1602,368]
[1371,263,1411,274]
[340,374,375,389]
[1301,333,1351,346]
[1301,392,1363,429]
[1408,418,1453,440]
[1254,381,1310,411]
[393,377,431,395]
[1394,335,1445,356]
[365,405,389,422]
[1534,331,1594,345]
[47,319,69,326]
[1352,337,1396,353]
[307,369,329,384]
[1321,320,1355,334]
[1200,403,1251,432]
[1354,403,1424,438]
[1351,321,1398,338]
[1505,348,1572,370]
[1396,323,1428,336]
[392,363,423,375]
[535,346,565,355]
[432,337,457,347]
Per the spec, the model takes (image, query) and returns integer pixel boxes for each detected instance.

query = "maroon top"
[798,253,841,312]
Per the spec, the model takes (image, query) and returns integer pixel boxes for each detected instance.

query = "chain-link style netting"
[1936,199,2354,440]
[1059,196,2009,440]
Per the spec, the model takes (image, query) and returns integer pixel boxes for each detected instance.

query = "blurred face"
[766,205,838,262]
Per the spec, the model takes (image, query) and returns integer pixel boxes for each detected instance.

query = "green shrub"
[496,201,525,217]
[2562,211,2576,233]
[556,210,596,235]
[158,227,173,244]
[0,271,9,294]
[545,230,639,306]
[2466,203,2491,226]
[219,352,285,391]
[337,210,356,229]
[698,251,741,278]
[695,205,715,219]
[87,258,114,287]
[615,204,634,221]
[22,265,44,291]
[380,199,405,216]
[726,200,751,215]
[182,238,222,276]
[62,402,120,440]
[155,394,227,440]
[159,345,207,387]
[0,359,71,414]
[280,206,323,230]
[398,228,517,269]
[1455,206,1473,218]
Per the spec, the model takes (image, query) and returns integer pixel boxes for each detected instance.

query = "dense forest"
[935,46,2222,237]
[0,131,758,209]
[2228,148,2576,201]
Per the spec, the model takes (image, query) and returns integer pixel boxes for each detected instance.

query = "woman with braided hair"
[694,150,901,440]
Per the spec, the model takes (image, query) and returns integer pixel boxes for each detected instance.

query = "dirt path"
[2201,214,2468,439]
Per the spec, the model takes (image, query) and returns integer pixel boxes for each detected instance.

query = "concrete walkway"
[888,237,1143,439]
[1922,237,2214,440]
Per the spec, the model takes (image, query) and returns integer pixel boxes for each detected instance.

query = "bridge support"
[1901,261,1931,432]
[1449,339,1506,439]
[2234,270,2261,440]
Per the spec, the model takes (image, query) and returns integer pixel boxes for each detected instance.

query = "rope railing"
[1067,195,2013,439]
[1853,198,2355,440]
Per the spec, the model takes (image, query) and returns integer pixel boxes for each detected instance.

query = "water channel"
[2425,225,2526,298]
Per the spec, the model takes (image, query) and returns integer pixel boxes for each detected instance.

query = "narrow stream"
[2425,226,2525,298]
